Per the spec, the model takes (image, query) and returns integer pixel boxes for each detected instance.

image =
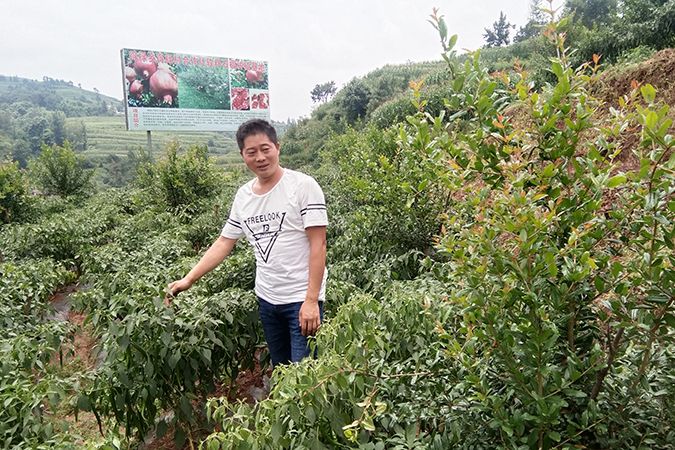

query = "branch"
[590,327,624,400]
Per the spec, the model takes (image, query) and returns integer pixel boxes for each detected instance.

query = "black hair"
[235,119,278,151]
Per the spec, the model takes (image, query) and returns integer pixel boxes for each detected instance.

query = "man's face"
[241,133,281,181]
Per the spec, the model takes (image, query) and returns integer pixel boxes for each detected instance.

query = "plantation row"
[66,116,239,158]
[1,15,674,449]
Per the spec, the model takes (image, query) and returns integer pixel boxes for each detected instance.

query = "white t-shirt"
[221,169,328,305]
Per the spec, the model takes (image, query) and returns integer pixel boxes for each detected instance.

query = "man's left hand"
[299,300,321,337]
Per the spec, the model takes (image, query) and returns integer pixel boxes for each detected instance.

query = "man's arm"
[299,226,327,336]
[165,236,238,304]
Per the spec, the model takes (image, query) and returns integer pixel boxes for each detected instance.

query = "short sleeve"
[221,191,245,239]
[299,175,328,228]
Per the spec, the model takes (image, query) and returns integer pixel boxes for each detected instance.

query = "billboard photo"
[121,48,270,131]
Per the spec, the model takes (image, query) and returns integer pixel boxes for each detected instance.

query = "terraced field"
[67,115,243,166]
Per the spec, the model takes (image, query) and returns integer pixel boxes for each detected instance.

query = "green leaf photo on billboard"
[175,65,231,110]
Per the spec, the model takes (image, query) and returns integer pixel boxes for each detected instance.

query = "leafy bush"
[137,142,220,213]
[569,0,675,65]
[0,160,31,224]
[80,289,262,443]
[0,259,77,448]
[30,141,94,197]
[0,193,127,265]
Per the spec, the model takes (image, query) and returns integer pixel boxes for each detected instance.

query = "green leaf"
[118,334,130,351]
[77,395,92,411]
[448,34,458,51]
[548,431,561,442]
[305,406,316,424]
[144,360,154,377]
[156,419,168,438]
[271,422,283,442]
[179,395,193,420]
[174,427,187,449]
[169,349,182,369]
[607,174,626,188]
[551,61,564,80]
[544,252,558,277]
[594,276,605,293]
[542,163,556,178]
[161,332,172,347]
[439,19,448,42]
[640,84,656,104]
[563,388,587,398]
[201,348,212,364]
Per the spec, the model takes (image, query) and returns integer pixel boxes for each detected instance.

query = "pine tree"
[483,12,515,47]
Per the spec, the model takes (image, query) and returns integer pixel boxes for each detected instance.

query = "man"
[166,119,327,367]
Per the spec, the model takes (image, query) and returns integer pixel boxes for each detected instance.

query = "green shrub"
[0,160,31,224]
[137,142,220,213]
[30,141,94,198]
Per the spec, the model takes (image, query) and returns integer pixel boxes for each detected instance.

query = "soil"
[48,284,98,371]
[503,48,675,174]
[594,48,675,110]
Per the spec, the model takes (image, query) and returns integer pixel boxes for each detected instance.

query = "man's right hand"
[163,236,238,307]
[164,277,193,306]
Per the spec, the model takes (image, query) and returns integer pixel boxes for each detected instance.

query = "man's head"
[236,119,278,153]
[237,119,282,182]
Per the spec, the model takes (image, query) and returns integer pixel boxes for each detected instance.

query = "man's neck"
[254,167,284,194]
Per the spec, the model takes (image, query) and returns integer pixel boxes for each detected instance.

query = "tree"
[138,142,219,211]
[514,0,548,42]
[21,108,54,156]
[30,141,94,197]
[51,111,66,146]
[76,121,87,151]
[338,79,371,123]
[565,0,618,27]
[483,11,515,47]
[310,81,337,103]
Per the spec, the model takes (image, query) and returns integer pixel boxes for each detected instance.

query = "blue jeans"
[258,297,324,367]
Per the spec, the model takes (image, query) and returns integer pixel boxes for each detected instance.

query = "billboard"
[121,48,270,131]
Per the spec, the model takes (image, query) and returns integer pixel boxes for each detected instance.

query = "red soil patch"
[64,310,98,369]
[49,284,98,370]
[503,48,675,175]
[595,48,675,109]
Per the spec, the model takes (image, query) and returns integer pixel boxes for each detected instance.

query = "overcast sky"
[2,0,560,120]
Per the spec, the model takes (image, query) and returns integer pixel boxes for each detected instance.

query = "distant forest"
[0,76,122,165]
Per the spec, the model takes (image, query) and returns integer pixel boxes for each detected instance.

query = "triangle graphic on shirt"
[244,212,286,264]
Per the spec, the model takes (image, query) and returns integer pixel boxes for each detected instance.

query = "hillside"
[67,116,240,163]
[0,75,122,116]
[595,48,675,111]
[280,46,675,169]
